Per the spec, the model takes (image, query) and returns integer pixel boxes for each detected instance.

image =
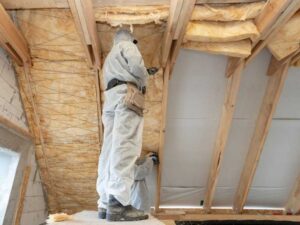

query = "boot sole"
[107,213,149,221]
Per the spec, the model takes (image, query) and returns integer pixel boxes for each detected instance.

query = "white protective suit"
[96,29,148,208]
[131,157,154,212]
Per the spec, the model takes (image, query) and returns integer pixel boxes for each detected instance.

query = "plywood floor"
[47,211,166,225]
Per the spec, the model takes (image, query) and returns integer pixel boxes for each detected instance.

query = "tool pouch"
[124,83,145,116]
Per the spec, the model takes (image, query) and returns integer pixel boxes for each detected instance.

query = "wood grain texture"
[204,58,244,211]
[13,167,31,225]
[286,174,300,215]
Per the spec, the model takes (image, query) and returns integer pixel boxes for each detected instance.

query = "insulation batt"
[191,1,266,21]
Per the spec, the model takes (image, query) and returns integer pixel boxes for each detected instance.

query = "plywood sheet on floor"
[47,211,165,225]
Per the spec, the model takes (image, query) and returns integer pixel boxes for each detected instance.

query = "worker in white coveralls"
[96,28,158,221]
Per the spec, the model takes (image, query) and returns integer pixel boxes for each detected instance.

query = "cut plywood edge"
[184,20,259,43]
[94,6,169,26]
[46,211,166,225]
[267,11,300,60]
[191,1,266,21]
[182,39,251,57]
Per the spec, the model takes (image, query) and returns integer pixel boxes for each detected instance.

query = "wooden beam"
[196,0,265,3]
[12,166,31,225]
[155,211,300,222]
[1,0,169,9]
[233,61,290,213]
[68,0,101,68]
[286,174,300,215]
[0,3,31,65]
[246,0,300,65]
[291,51,300,66]
[155,62,170,213]
[267,49,300,76]
[204,58,244,211]
[169,0,196,77]
[161,0,183,67]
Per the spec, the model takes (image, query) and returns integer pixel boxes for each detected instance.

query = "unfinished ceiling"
[0,0,300,220]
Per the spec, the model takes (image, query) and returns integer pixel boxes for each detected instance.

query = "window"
[0,147,20,225]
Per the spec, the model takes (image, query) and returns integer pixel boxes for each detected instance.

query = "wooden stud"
[161,0,184,67]
[204,58,245,211]
[95,69,103,143]
[246,0,300,65]
[68,0,101,68]
[155,211,300,222]
[155,62,170,213]
[268,49,300,76]
[286,174,300,215]
[169,0,196,76]
[226,57,244,78]
[234,61,290,213]
[12,166,31,225]
[0,3,31,65]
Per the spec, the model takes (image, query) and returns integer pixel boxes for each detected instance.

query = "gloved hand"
[147,152,159,165]
[147,67,159,76]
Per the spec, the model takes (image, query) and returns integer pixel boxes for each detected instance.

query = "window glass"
[0,147,20,225]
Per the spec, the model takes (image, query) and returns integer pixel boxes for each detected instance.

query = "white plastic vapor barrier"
[151,49,300,208]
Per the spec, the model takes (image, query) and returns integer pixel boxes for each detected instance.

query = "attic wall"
[160,49,300,207]
[0,48,28,131]
[0,48,47,225]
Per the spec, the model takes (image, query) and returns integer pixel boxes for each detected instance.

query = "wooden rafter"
[68,0,101,68]
[169,0,196,76]
[204,58,245,211]
[196,0,265,3]
[286,174,300,215]
[233,61,290,213]
[0,3,31,65]
[155,61,170,213]
[161,0,183,67]
[68,0,103,145]
[246,0,300,65]
[13,166,31,225]
[268,48,300,76]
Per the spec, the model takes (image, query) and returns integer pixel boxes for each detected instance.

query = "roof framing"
[234,60,290,213]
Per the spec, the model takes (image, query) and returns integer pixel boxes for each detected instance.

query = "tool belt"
[107,78,145,116]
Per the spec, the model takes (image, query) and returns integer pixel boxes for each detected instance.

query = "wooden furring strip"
[12,166,31,225]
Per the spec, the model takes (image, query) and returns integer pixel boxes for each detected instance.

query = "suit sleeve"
[121,43,148,85]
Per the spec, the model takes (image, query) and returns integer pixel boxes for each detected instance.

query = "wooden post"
[13,166,31,225]
[155,62,170,212]
[68,0,101,68]
[286,174,300,214]
[234,61,290,213]
[204,58,245,211]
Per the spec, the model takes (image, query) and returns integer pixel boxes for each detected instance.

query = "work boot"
[98,207,106,219]
[107,195,149,221]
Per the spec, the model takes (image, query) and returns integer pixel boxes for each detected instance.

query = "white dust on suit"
[96,30,149,208]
